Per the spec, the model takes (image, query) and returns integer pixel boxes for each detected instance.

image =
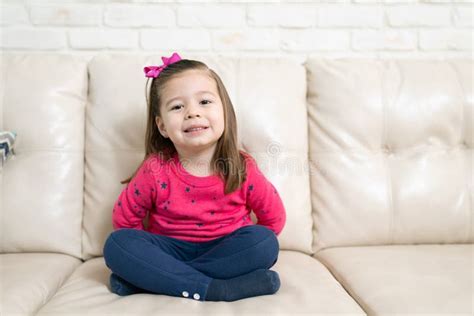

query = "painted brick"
[420,29,473,50]
[69,29,138,49]
[353,29,417,50]
[141,29,211,50]
[387,4,451,27]
[178,5,245,27]
[248,5,316,27]
[30,4,102,26]
[104,4,174,27]
[1,28,66,49]
[318,5,384,27]
[213,29,279,50]
[281,29,350,51]
[453,6,474,27]
[0,4,29,25]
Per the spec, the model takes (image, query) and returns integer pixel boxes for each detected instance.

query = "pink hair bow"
[144,52,182,78]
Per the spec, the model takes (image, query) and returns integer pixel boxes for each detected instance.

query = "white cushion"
[314,244,474,314]
[0,54,87,258]
[0,253,82,315]
[37,251,364,315]
[306,59,473,252]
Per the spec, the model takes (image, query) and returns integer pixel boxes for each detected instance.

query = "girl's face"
[155,69,225,157]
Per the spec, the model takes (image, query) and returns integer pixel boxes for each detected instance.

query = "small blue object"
[0,131,17,168]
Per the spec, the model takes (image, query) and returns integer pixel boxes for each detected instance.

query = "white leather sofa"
[1,54,472,316]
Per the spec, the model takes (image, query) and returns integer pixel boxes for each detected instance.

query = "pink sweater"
[112,151,286,243]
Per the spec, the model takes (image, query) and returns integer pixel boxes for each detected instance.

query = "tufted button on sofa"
[1,54,472,316]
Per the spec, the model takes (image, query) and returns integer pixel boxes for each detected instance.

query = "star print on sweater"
[112,151,286,243]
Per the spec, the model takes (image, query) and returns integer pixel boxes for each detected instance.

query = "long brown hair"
[121,59,247,194]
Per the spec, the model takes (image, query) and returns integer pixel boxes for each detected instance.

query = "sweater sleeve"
[112,158,157,230]
[244,154,286,236]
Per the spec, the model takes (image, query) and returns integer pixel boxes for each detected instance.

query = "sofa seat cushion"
[314,244,473,315]
[36,251,365,315]
[0,253,82,316]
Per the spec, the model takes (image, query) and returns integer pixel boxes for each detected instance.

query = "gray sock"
[109,273,149,296]
[204,269,280,302]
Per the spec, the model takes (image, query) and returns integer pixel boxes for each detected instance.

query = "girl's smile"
[184,126,209,136]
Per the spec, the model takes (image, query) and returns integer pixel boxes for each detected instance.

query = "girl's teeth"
[188,127,205,132]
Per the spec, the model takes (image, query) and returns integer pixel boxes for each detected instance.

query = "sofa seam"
[447,60,471,243]
[303,61,316,256]
[382,61,395,245]
[314,254,370,315]
[81,57,89,262]
[1,56,6,133]
[32,258,82,315]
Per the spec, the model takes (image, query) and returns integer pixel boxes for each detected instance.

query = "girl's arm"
[244,155,286,236]
[112,158,157,230]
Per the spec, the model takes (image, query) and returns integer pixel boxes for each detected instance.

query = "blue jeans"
[103,225,280,301]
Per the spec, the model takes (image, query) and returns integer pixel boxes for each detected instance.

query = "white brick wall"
[178,6,246,27]
[352,29,417,50]
[386,4,451,26]
[30,4,102,26]
[318,5,384,27]
[0,0,472,59]
[104,5,175,27]
[247,5,317,27]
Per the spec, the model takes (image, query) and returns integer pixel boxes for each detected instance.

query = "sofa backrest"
[0,54,87,259]
[3,55,470,260]
[306,59,473,253]
[83,55,312,260]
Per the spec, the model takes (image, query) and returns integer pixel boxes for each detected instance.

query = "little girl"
[103,52,286,302]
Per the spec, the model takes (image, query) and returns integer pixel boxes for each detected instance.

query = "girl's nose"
[185,104,201,119]
[186,112,201,119]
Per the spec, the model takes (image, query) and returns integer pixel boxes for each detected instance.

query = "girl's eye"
[171,100,211,110]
